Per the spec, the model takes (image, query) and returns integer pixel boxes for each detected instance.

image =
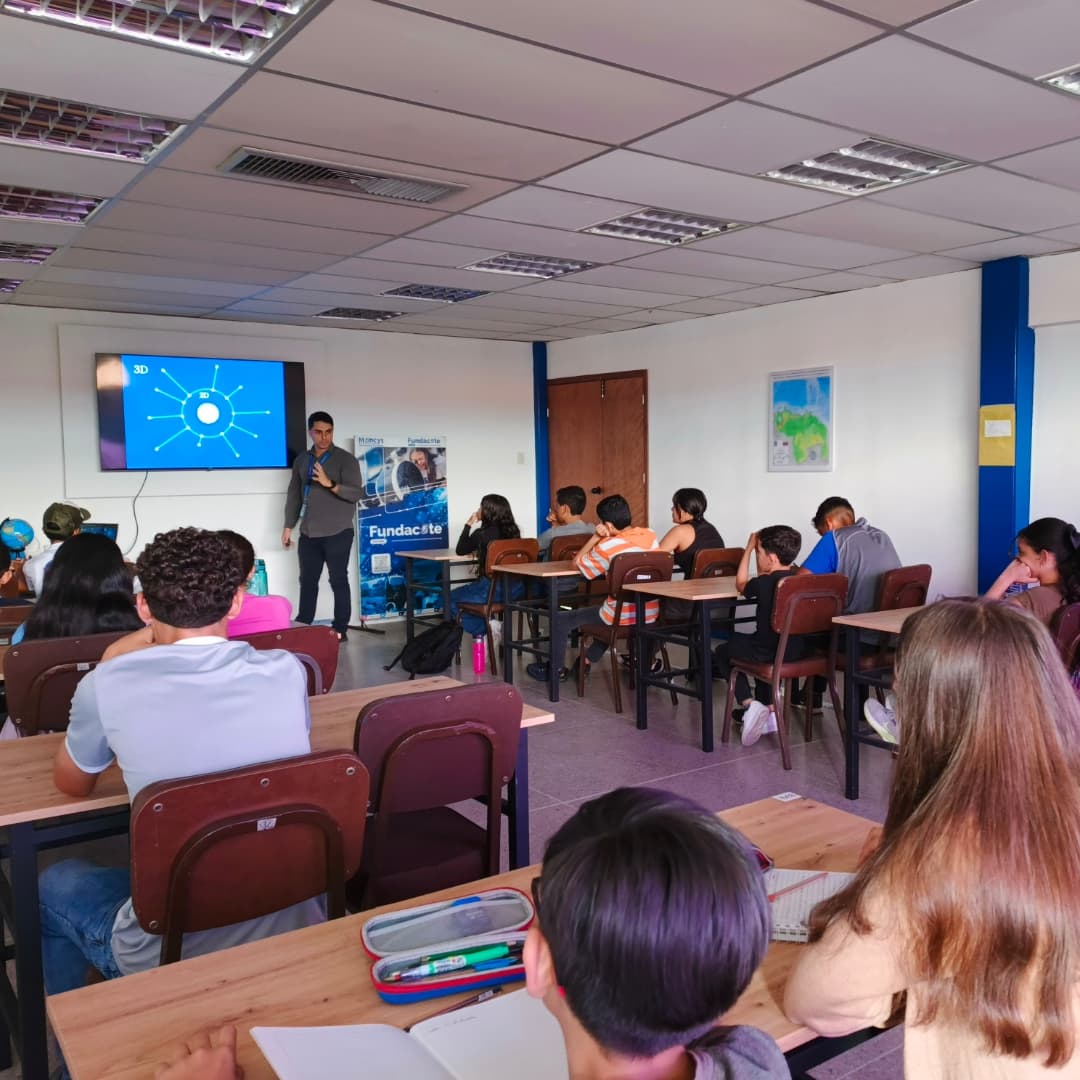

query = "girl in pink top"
[218,530,293,638]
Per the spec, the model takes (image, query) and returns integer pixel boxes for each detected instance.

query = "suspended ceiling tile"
[775,200,1013,251]
[268,1,722,143]
[120,170,447,234]
[504,280,694,307]
[0,14,242,118]
[664,296,760,314]
[463,292,639,317]
[158,127,517,213]
[613,308,703,323]
[689,225,912,268]
[0,217,83,246]
[207,73,605,182]
[409,216,657,261]
[393,312,545,333]
[562,317,652,331]
[412,305,573,327]
[252,287,439,313]
[630,102,860,176]
[753,36,1080,160]
[305,257,529,291]
[12,281,240,306]
[462,187,641,230]
[941,235,1071,260]
[570,265,747,296]
[257,272,405,294]
[912,0,1080,79]
[70,228,345,272]
[869,167,1080,234]
[853,253,977,278]
[996,139,1080,194]
[781,269,893,291]
[624,248,821,284]
[49,248,299,286]
[1032,224,1080,247]
[14,296,215,315]
[90,200,387,256]
[823,0,960,24]
[722,284,822,304]
[540,150,843,221]
[359,239,505,267]
[0,143,141,198]
[35,267,263,298]
[396,0,880,95]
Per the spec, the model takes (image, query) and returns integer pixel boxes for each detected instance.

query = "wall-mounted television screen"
[96,353,306,472]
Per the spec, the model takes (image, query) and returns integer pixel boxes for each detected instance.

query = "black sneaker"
[526,662,550,682]
[790,682,822,708]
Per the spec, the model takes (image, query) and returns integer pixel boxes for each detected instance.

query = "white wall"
[0,304,535,622]
[548,273,982,598]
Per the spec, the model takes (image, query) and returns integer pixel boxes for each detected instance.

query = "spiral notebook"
[765,868,854,943]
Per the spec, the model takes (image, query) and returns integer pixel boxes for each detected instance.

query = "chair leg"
[803,679,814,742]
[486,618,498,676]
[610,639,623,714]
[827,672,847,742]
[662,645,677,706]
[721,668,738,744]
[773,672,792,770]
[576,637,587,698]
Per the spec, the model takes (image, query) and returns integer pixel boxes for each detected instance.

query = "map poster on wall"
[356,437,448,620]
[768,367,834,473]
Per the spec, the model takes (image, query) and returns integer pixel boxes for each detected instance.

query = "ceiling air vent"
[0,185,102,223]
[0,278,23,293]
[315,308,405,322]
[0,241,55,264]
[383,284,488,303]
[220,148,466,204]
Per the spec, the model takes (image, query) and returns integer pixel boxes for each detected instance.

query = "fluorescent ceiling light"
[0,278,23,293]
[763,138,968,195]
[0,241,55,263]
[315,307,404,321]
[583,207,743,245]
[0,88,182,161]
[0,0,313,62]
[1040,64,1080,96]
[0,185,102,222]
[461,252,596,278]
[382,284,488,303]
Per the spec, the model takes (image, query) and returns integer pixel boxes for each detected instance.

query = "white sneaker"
[741,702,778,746]
[864,698,898,744]
[489,618,503,647]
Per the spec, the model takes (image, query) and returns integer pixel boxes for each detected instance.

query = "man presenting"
[282,411,363,641]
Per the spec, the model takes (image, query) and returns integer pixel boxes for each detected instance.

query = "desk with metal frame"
[0,677,553,1080]
[833,606,920,800]
[398,549,475,644]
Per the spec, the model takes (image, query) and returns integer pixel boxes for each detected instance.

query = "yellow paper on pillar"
[979,404,1016,467]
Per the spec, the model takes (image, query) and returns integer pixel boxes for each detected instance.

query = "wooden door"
[547,371,647,527]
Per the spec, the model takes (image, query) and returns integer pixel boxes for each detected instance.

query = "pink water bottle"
[472,636,486,674]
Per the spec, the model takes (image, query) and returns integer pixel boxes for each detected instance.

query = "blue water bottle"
[250,558,268,597]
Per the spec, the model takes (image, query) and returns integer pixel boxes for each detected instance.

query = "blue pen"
[472,958,520,972]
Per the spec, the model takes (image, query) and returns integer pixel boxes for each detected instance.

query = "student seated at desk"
[0,545,22,606]
[218,529,292,637]
[42,527,317,995]
[786,600,1080,1078]
[537,484,593,556]
[985,516,1080,626]
[158,788,790,1080]
[712,527,803,748]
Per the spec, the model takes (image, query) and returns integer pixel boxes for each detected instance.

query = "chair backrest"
[0,603,34,644]
[770,573,849,641]
[483,538,540,576]
[876,564,932,611]
[354,683,523,811]
[130,750,369,964]
[605,550,674,624]
[234,624,339,694]
[3,630,133,735]
[548,534,589,562]
[1051,602,1080,671]
[691,547,745,579]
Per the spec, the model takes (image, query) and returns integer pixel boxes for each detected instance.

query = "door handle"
[590,487,602,495]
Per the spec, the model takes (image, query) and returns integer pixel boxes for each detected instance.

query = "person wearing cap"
[24,502,90,597]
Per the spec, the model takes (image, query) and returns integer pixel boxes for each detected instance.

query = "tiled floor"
[5,626,903,1078]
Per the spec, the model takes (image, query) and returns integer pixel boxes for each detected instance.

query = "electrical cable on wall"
[123,471,150,557]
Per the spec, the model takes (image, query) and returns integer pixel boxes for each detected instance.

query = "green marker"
[390,943,520,982]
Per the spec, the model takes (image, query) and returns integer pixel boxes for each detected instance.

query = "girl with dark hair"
[14,533,144,645]
[450,494,523,639]
[217,530,292,638]
[658,488,725,578]
[985,516,1080,624]
[787,599,1080,1076]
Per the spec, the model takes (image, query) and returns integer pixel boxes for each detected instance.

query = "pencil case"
[361,887,534,1004]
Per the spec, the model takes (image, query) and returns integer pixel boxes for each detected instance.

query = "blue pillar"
[978,257,1034,592]
[532,341,550,532]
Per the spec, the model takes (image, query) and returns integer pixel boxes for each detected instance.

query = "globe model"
[0,518,34,554]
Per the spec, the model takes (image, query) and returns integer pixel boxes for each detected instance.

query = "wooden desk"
[625,578,744,752]
[47,795,876,1080]
[0,677,553,1080]
[833,606,922,799]
[398,549,475,644]
[495,560,583,702]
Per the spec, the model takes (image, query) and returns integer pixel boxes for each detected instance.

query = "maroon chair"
[691,547,745,578]
[721,574,848,770]
[455,538,539,675]
[548,535,589,562]
[349,683,523,909]
[3,630,132,735]
[0,603,33,646]
[235,624,339,695]
[130,750,369,965]
[575,550,675,714]
[877,564,932,611]
[1052,602,1080,672]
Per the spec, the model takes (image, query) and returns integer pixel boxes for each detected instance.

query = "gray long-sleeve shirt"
[283,445,363,538]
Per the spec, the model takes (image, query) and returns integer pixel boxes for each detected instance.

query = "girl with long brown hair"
[786,599,1080,1077]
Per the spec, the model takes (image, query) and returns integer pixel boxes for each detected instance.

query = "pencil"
[768,870,828,903]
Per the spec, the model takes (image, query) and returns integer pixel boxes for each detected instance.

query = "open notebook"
[252,987,569,1080]
[765,868,854,943]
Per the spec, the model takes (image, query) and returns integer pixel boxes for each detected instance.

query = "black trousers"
[297,527,354,633]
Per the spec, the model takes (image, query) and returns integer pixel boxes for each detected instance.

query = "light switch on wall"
[516,451,526,465]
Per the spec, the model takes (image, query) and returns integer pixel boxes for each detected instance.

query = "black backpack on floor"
[384,620,464,679]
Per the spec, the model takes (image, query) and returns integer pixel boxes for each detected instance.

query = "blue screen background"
[120,354,288,470]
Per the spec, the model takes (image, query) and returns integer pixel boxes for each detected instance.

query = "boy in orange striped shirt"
[527,494,659,683]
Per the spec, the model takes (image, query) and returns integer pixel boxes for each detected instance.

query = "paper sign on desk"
[252,987,569,1080]
[765,868,854,943]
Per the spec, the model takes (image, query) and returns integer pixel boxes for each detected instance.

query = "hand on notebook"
[155,1024,243,1080]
